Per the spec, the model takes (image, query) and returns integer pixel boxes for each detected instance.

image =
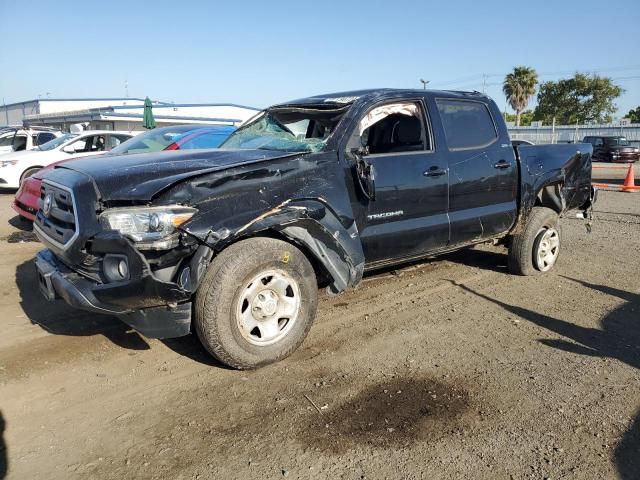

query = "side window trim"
[435,98,499,152]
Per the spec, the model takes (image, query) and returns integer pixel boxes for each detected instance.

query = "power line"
[432,64,640,88]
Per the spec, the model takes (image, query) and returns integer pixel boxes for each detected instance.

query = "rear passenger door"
[435,98,517,245]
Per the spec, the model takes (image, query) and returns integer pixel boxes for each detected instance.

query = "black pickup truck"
[33,89,595,369]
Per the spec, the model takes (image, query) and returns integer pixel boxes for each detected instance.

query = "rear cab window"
[436,99,497,150]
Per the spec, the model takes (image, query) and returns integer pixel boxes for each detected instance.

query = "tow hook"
[575,186,598,233]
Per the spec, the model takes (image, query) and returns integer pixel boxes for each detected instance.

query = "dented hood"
[55,149,296,201]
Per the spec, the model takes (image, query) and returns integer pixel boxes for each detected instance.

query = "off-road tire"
[508,206,561,276]
[194,237,318,369]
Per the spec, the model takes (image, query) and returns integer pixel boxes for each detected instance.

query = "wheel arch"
[19,165,44,183]
[192,199,365,294]
[534,181,565,213]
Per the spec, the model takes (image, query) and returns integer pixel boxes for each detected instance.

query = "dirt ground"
[0,164,639,480]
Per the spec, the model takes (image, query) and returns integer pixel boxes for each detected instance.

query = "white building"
[1,98,260,132]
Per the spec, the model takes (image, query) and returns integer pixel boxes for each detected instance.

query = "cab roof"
[274,88,490,108]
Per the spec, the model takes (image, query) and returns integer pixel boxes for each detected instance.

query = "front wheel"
[194,237,318,369]
[508,206,561,276]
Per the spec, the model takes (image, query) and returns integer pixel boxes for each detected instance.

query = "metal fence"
[508,123,640,147]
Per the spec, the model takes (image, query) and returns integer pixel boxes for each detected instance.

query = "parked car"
[104,124,236,154]
[33,89,595,369]
[582,136,640,163]
[0,126,62,154]
[0,130,134,189]
[12,125,235,220]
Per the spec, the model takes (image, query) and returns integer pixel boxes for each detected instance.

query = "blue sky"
[1,0,639,117]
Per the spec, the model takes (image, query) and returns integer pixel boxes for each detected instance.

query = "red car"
[12,125,235,220]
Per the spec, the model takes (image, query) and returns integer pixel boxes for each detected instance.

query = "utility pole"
[482,74,488,93]
[419,79,430,90]
[124,78,129,98]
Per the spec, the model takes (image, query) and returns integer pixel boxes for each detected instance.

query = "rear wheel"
[508,206,561,276]
[194,237,318,369]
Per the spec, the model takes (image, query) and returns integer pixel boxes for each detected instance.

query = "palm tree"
[503,66,538,126]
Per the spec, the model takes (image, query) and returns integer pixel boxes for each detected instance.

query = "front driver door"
[347,99,450,265]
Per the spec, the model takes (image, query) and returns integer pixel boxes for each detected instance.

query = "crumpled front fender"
[196,199,365,294]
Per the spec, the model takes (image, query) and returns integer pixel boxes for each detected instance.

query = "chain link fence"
[508,123,640,147]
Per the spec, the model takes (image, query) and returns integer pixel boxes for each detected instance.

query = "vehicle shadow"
[363,246,509,280]
[0,411,6,479]
[14,258,233,368]
[7,215,33,232]
[456,277,639,480]
[161,336,232,369]
[15,259,150,351]
[440,246,509,274]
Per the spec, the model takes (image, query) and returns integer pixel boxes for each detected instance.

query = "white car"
[0,130,135,189]
[0,126,63,154]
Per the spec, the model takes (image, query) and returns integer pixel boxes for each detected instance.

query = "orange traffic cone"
[622,164,636,192]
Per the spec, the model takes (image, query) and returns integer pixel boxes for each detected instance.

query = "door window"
[107,135,130,150]
[594,138,604,147]
[0,132,14,147]
[34,132,56,146]
[70,135,107,152]
[352,102,430,154]
[436,99,497,150]
[13,135,27,151]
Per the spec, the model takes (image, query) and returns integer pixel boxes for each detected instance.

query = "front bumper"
[35,249,192,339]
[610,153,640,163]
[12,199,36,221]
[12,177,40,221]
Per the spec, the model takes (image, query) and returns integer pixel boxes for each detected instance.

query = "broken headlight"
[99,206,197,250]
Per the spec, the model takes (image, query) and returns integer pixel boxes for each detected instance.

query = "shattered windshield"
[220,104,351,153]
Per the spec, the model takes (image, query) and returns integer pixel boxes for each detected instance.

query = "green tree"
[626,106,640,123]
[504,110,534,126]
[533,73,624,124]
[503,66,538,127]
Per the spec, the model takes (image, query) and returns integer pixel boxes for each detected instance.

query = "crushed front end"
[33,170,207,339]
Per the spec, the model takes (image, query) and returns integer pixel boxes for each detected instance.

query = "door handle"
[424,166,446,177]
[494,160,511,169]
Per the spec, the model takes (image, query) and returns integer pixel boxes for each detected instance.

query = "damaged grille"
[34,181,78,248]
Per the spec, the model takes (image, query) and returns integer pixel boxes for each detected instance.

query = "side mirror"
[356,158,376,201]
[62,145,75,154]
[351,145,370,157]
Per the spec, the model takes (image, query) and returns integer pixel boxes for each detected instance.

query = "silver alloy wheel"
[534,227,560,272]
[235,269,301,346]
